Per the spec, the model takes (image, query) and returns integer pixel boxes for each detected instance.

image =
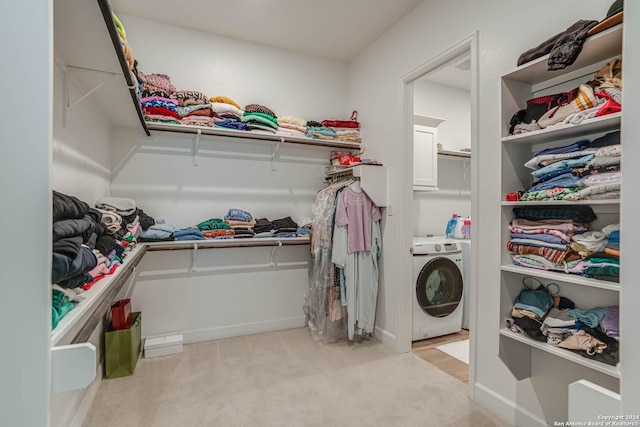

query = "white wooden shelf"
[501,264,620,291]
[324,165,388,207]
[52,237,311,346]
[54,0,149,134]
[52,244,147,346]
[501,199,620,206]
[503,24,623,86]
[145,236,310,251]
[502,113,621,145]
[500,328,619,378]
[438,149,471,159]
[146,122,362,151]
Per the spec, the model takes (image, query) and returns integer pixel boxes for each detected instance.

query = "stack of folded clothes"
[509,58,622,135]
[601,305,619,341]
[306,120,336,140]
[52,191,99,292]
[52,191,135,328]
[211,96,246,130]
[276,116,307,138]
[95,197,146,246]
[112,12,135,72]
[139,219,176,242]
[508,206,595,270]
[271,216,298,238]
[541,308,581,345]
[174,90,217,127]
[176,103,213,121]
[242,104,278,134]
[196,218,235,239]
[139,72,179,123]
[224,208,256,238]
[173,227,205,241]
[322,111,361,143]
[252,218,275,237]
[520,131,621,202]
[581,226,620,282]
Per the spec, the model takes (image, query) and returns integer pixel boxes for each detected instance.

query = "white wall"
[119,13,350,121]
[109,128,327,228]
[0,1,52,426]
[52,64,112,204]
[413,157,471,237]
[347,0,610,424]
[107,15,348,346]
[620,2,640,413]
[110,13,350,226]
[414,80,471,151]
[49,50,114,427]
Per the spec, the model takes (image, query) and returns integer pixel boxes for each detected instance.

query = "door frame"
[398,32,479,398]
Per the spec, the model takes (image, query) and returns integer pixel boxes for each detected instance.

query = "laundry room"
[410,49,473,380]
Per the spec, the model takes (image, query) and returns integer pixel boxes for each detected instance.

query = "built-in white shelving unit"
[498,23,623,418]
[499,329,619,378]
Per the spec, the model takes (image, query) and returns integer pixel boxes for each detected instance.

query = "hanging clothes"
[305,179,382,343]
[305,179,351,343]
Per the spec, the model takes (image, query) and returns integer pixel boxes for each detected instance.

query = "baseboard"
[474,382,546,427]
[374,326,396,349]
[176,316,307,344]
[68,365,102,427]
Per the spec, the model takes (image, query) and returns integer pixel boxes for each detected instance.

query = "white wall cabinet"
[413,124,438,190]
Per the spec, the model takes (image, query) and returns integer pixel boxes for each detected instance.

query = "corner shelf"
[96,0,149,136]
[502,112,621,145]
[500,328,619,379]
[54,0,148,134]
[500,264,620,292]
[52,244,147,347]
[146,122,362,151]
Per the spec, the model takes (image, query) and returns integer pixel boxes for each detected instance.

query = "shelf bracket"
[191,242,199,272]
[269,241,283,267]
[271,139,283,171]
[63,66,119,127]
[462,159,471,180]
[193,129,201,166]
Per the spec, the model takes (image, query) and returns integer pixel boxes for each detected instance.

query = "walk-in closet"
[2,0,639,426]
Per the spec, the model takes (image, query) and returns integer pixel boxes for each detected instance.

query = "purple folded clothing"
[600,305,619,341]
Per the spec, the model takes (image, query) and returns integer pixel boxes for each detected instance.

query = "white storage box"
[144,333,183,358]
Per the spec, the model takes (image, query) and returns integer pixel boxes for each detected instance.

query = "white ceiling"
[110,0,424,62]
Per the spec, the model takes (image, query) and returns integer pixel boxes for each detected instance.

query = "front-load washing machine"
[412,237,464,341]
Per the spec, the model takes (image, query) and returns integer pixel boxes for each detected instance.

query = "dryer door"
[416,257,463,317]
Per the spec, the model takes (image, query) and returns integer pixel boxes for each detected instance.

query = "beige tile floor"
[84,328,506,427]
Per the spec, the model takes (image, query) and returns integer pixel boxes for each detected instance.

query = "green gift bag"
[105,312,142,379]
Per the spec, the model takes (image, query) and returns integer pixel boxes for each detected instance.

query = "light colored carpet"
[436,339,470,365]
[83,328,506,427]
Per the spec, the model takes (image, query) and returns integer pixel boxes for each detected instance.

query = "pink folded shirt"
[140,96,179,105]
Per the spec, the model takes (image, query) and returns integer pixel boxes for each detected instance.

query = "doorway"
[399,34,479,396]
